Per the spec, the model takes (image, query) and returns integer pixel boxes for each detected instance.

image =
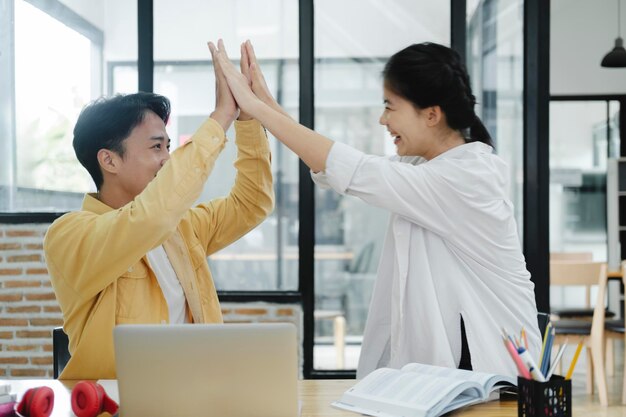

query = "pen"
[501,333,531,379]
[517,346,546,382]
[521,327,529,350]
[565,341,584,380]
[540,327,555,376]
[546,344,568,380]
[538,322,551,370]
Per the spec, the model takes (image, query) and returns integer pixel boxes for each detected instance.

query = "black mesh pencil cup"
[518,375,571,417]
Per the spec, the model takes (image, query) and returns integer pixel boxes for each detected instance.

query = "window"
[313,0,450,371]
[549,97,622,314]
[467,0,525,238]
[150,0,300,291]
[0,0,136,212]
[549,99,621,261]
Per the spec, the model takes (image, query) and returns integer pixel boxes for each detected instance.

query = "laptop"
[113,323,299,417]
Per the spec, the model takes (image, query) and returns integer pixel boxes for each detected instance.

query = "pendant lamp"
[601,0,626,67]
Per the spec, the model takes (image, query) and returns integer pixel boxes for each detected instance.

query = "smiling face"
[99,110,171,204]
[379,86,437,158]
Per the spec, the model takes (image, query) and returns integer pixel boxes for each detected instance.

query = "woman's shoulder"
[425,142,510,197]
[430,142,505,171]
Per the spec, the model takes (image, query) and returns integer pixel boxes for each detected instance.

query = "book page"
[401,363,515,397]
[332,368,483,417]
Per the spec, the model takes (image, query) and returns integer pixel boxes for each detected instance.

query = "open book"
[332,363,516,417]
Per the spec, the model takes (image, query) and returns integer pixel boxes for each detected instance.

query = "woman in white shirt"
[212,40,542,378]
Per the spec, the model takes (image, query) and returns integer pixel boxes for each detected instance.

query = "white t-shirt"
[146,245,189,324]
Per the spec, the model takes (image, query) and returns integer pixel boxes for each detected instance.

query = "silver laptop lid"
[114,323,298,417]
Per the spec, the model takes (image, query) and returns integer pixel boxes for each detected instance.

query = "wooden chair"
[549,252,613,319]
[603,259,626,404]
[550,261,608,406]
[550,252,616,376]
[605,317,625,404]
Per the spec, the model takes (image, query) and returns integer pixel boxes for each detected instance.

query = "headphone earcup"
[16,386,54,417]
[71,381,101,417]
[71,381,118,417]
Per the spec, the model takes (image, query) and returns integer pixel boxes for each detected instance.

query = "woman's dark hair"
[73,92,171,190]
[383,42,493,147]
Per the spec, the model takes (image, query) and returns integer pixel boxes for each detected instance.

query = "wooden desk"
[0,378,516,416]
[2,378,623,416]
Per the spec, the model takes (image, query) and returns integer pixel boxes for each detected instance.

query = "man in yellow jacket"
[43,44,274,379]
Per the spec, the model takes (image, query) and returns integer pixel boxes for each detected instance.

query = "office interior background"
[0,0,625,379]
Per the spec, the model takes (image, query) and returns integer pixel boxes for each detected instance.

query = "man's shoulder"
[45,210,97,242]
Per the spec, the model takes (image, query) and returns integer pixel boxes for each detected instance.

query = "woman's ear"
[97,149,120,175]
[424,105,443,127]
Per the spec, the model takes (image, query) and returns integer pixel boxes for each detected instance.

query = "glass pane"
[549,101,608,259]
[609,101,620,160]
[549,100,612,310]
[313,0,450,370]
[1,0,137,212]
[467,0,524,239]
[153,0,299,291]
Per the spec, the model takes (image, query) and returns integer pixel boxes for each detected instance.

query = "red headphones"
[15,386,54,417]
[15,381,118,417]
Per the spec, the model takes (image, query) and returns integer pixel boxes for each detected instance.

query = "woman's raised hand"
[240,41,290,118]
[213,40,264,119]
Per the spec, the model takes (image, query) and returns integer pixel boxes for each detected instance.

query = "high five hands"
[210,38,333,173]
[209,39,290,122]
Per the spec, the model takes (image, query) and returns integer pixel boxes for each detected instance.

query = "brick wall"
[0,224,59,378]
[0,223,302,378]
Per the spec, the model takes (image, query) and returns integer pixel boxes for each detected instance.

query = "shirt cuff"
[183,117,227,152]
[310,170,332,190]
[234,119,270,152]
[318,141,364,194]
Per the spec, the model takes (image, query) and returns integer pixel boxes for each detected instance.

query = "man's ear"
[97,149,120,175]
[424,105,443,127]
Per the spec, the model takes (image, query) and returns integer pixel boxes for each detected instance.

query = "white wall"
[551,0,626,95]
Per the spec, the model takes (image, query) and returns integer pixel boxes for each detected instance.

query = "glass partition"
[0,0,137,212]
[467,0,525,238]
[152,0,300,291]
[313,0,450,370]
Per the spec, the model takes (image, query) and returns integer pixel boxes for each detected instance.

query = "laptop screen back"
[113,323,298,417]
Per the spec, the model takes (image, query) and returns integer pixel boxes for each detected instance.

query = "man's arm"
[187,41,274,255]
[44,43,240,301]
[187,118,274,255]
[44,119,229,301]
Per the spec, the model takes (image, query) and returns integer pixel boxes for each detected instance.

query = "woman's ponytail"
[468,115,493,148]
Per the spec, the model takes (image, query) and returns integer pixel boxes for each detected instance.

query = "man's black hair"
[73,92,171,190]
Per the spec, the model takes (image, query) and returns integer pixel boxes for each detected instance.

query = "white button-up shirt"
[312,141,542,379]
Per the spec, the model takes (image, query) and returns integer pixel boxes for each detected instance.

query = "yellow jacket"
[44,118,274,379]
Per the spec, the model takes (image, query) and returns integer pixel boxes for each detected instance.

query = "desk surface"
[0,378,515,417]
[2,378,622,416]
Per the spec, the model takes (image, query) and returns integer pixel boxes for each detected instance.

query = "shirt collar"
[431,141,493,161]
[82,193,115,214]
